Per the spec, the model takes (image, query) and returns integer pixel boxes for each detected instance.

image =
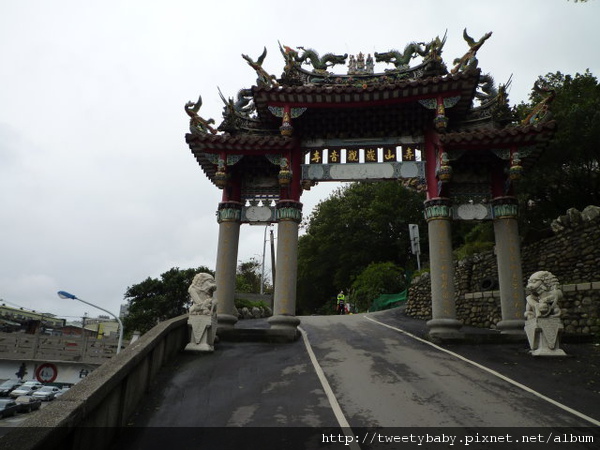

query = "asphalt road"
[301,314,590,427]
[112,311,599,449]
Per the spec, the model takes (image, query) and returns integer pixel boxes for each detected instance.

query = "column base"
[185,342,214,353]
[268,314,300,330]
[530,348,567,357]
[217,313,238,330]
[496,319,526,335]
[267,315,300,342]
[426,318,463,341]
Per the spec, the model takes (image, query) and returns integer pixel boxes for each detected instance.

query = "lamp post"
[57,291,123,355]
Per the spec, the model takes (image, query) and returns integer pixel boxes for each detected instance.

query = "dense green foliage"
[350,262,407,312]
[234,297,270,310]
[236,257,272,294]
[297,182,425,314]
[516,70,600,236]
[123,266,212,335]
[123,259,269,335]
[453,222,495,260]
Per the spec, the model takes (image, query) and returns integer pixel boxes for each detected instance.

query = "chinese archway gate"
[185,30,555,341]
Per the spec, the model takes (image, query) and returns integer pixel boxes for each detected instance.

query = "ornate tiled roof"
[185,32,556,189]
[186,31,501,144]
[185,134,297,185]
[441,121,557,148]
[185,133,295,153]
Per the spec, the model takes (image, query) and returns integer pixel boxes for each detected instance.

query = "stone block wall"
[406,207,600,336]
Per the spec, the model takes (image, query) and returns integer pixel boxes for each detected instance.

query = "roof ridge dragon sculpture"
[279,43,348,74]
[375,32,447,70]
[186,31,521,137]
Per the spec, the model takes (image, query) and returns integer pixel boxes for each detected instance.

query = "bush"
[454,222,495,260]
[234,297,270,310]
[350,262,406,312]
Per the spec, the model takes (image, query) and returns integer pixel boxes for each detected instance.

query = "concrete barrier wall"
[0,332,119,363]
[0,314,189,450]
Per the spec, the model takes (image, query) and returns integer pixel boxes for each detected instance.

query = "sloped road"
[112,311,599,449]
[300,313,595,428]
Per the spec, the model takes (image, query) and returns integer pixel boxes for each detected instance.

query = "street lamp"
[57,290,124,355]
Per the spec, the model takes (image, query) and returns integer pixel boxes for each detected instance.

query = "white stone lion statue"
[524,270,566,356]
[188,272,217,316]
[524,270,562,319]
[185,272,218,352]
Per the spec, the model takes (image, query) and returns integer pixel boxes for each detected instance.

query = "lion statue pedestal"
[524,271,566,357]
[185,272,218,353]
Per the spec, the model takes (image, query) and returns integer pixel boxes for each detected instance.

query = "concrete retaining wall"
[0,360,97,385]
[0,314,189,450]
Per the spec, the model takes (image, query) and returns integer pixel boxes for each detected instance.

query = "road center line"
[364,314,600,427]
[298,326,361,450]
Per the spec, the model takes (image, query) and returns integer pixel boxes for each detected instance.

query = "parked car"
[14,396,41,413]
[0,399,18,418]
[0,379,23,397]
[9,381,43,398]
[32,385,61,401]
[54,387,70,398]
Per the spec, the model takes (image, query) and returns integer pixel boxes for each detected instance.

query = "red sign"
[35,363,58,383]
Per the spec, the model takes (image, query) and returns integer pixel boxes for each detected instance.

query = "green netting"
[368,290,408,312]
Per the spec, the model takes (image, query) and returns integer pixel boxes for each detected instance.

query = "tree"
[350,262,406,312]
[516,70,600,236]
[453,222,495,260]
[297,181,425,314]
[123,259,268,335]
[236,257,271,294]
[123,266,213,335]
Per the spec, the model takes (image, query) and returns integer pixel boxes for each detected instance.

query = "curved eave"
[440,121,557,167]
[441,121,557,148]
[185,133,297,185]
[253,69,481,119]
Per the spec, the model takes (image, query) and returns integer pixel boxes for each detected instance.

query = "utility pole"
[270,228,276,290]
[260,225,268,295]
[81,313,88,360]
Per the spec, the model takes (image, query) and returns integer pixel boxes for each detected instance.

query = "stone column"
[268,200,302,331]
[215,201,242,329]
[424,198,463,339]
[492,197,526,334]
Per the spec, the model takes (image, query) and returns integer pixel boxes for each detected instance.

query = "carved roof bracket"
[204,153,244,166]
[264,154,283,166]
[268,106,308,137]
[268,106,308,119]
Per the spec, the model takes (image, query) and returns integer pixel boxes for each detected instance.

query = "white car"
[32,386,61,401]
[54,387,70,398]
[9,381,43,398]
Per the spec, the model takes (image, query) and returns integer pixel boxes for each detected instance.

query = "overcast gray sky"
[1,0,598,321]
